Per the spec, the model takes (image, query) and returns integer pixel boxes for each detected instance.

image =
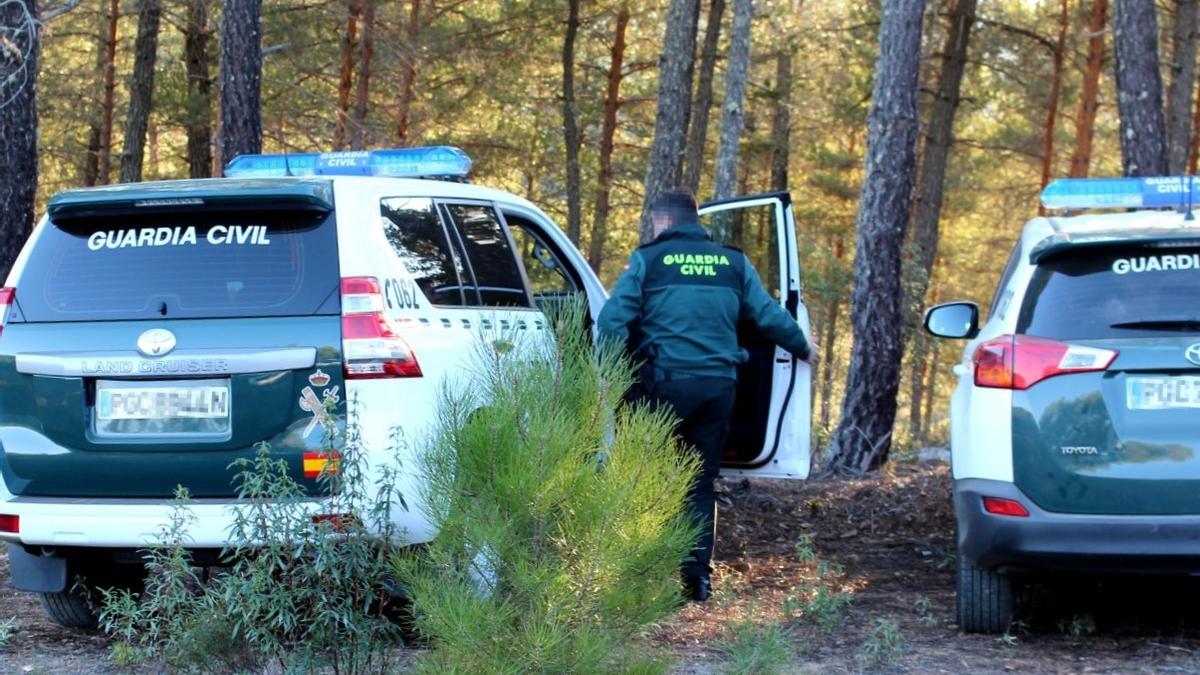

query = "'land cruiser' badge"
[136,329,177,357]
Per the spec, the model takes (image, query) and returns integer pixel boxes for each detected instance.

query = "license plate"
[1126,376,1200,410]
[95,380,231,437]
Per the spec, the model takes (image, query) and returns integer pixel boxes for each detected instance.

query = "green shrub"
[395,303,701,673]
[98,399,406,674]
[0,616,15,649]
[856,618,904,671]
[715,622,795,675]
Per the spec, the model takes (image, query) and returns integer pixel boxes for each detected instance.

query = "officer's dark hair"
[650,189,699,227]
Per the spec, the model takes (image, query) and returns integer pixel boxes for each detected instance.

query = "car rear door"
[1011,243,1200,515]
[0,181,343,498]
[698,192,811,479]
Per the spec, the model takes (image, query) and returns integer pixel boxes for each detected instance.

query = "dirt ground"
[7,460,1200,673]
[662,461,1200,673]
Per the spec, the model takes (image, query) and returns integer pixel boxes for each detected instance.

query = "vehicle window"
[442,203,532,308]
[508,222,577,296]
[1017,246,1200,340]
[18,211,338,321]
[700,203,782,299]
[381,197,468,306]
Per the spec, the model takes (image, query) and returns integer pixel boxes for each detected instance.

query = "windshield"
[1018,246,1200,340]
[16,210,339,322]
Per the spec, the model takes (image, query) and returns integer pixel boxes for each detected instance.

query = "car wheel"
[956,553,1015,634]
[38,587,98,628]
[38,562,147,629]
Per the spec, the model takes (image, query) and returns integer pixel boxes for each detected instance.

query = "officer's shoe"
[683,574,711,603]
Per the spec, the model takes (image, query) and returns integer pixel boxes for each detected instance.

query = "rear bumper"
[956,478,1200,574]
[0,496,325,548]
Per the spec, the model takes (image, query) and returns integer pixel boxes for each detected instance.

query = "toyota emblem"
[137,329,177,357]
[1187,342,1200,367]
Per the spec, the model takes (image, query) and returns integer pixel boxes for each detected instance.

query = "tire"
[38,561,147,629]
[956,553,1015,634]
[38,587,98,628]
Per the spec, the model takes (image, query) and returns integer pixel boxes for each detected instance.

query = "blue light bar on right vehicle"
[1041,176,1200,210]
[224,146,473,180]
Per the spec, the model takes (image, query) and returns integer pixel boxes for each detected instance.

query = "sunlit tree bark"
[828,0,926,474]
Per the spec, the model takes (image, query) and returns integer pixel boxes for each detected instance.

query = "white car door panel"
[698,193,811,479]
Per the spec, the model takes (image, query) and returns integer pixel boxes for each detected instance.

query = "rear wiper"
[1110,319,1200,331]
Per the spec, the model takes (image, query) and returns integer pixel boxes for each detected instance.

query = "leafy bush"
[0,616,15,649]
[395,304,701,673]
[715,622,795,675]
[782,545,853,631]
[99,401,406,674]
[856,618,904,671]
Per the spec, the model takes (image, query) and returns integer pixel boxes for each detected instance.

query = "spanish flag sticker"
[303,452,340,478]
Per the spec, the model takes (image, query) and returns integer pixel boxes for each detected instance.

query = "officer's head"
[650,189,699,237]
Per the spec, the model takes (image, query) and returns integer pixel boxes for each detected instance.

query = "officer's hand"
[803,339,819,365]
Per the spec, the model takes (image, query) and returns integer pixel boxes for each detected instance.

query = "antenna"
[283,151,294,178]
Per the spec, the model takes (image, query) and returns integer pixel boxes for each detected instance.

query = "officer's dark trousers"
[649,375,737,579]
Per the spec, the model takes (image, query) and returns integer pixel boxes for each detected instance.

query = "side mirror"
[924,302,980,339]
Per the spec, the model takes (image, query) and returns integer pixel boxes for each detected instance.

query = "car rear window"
[1018,246,1200,340]
[17,210,339,321]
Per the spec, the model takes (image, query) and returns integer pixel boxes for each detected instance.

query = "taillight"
[0,514,18,534]
[982,497,1030,518]
[973,334,1116,390]
[0,287,14,338]
[340,277,422,379]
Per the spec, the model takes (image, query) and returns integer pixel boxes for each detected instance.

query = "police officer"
[597,189,815,602]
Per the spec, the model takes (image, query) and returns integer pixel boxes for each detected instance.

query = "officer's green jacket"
[598,222,811,380]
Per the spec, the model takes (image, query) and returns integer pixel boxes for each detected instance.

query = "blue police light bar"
[224,146,473,181]
[1041,176,1200,211]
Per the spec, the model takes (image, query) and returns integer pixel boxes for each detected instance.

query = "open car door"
[698,192,811,479]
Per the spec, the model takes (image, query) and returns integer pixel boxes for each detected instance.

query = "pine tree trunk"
[1040,0,1070,190]
[1068,0,1108,178]
[333,1,358,152]
[682,0,726,193]
[907,332,928,443]
[184,0,213,178]
[1191,76,1200,173]
[95,0,120,184]
[640,0,700,242]
[903,0,974,328]
[818,238,845,434]
[218,0,264,165]
[921,340,939,440]
[0,0,40,278]
[1113,0,1169,177]
[562,0,583,245]
[395,0,421,146]
[1167,0,1198,173]
[350,0,374,150]
[769,50,791,192]
[828,0,926,474]
[712,0,752,201]
[818,296,841,433]
[680,0,702,146]
[587,5,630,274]
[84,1,113,186]
[118,0,163,184]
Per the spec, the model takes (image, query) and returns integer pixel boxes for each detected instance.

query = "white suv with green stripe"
[0,147,814,628]
[927,177,1200,633]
